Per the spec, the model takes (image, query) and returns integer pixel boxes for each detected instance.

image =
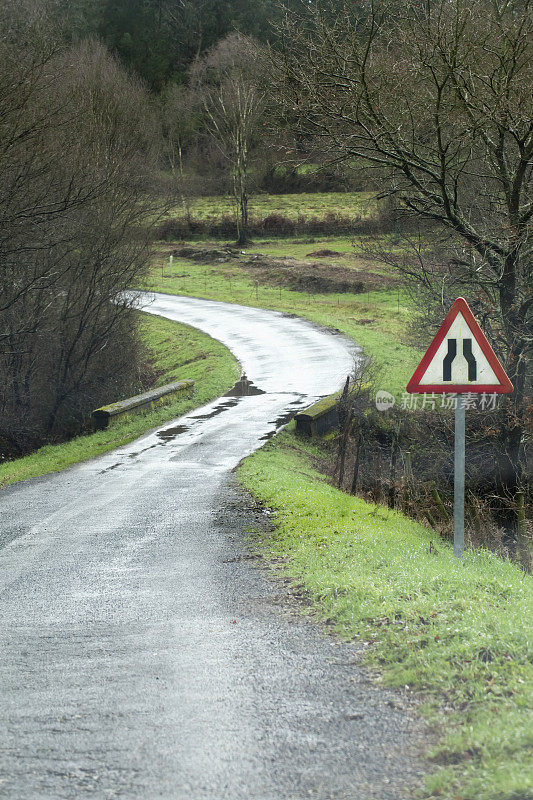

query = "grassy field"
[238,428,532,800]
[170,192,375,221]
[0,312,240,489]
[145,245,421,399]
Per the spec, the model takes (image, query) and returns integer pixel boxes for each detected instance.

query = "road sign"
[406,297,513,394]
[405,298,513,558]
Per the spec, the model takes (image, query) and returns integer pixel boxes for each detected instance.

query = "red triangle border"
[406,298,513,394]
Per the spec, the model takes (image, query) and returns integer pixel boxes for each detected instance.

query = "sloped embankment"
[238,428,533,800]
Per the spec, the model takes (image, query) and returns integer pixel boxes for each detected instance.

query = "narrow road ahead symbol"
[443,338,477,382]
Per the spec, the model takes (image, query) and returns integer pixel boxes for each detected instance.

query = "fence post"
[388,440,398,508]
[516,491,531,571]
[351,429,363,495]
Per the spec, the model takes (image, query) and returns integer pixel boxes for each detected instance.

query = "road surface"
[0,293,427,799]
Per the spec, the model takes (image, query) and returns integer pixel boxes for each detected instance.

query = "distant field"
[170,192,376,221]
[149,186,420,394]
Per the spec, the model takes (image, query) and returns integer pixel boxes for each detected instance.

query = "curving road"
[0,293,426,799]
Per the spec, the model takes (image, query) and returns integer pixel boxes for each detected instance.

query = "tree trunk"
[494,311,528,538]
[237,180,248,246]
[235,129,249,246]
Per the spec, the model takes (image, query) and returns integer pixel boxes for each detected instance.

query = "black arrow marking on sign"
[443,338,456,381]
[462,338,477,380]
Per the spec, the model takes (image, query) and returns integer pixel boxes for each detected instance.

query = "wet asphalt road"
[0,294,427,799]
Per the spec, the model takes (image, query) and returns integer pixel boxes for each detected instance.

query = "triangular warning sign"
[407,298,513,394]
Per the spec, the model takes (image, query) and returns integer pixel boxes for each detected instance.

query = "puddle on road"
[260,399,308,442]
[190,397,239,422]
[99,462,122,474]
[224,374,265,397]
[184,375,264,425]
[126,444,158,458]
[155,375,263,445]
[160,383,304,446]
[157,424,189,441]
[104,375,302,465]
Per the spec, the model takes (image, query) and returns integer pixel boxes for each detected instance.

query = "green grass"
[238,428,532,800]
[169,191,376,221]
[0,312,240,489]
[146,247,421,398]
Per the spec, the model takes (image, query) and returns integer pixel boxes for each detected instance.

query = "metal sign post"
[453,396,466,557]
[406,298,513,559]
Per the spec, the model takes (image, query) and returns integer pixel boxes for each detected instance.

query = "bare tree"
[190,32,266,245]
[161,0,213,64]
[275,0,532,505]
[162,84,200,218]
[0,4,162,454]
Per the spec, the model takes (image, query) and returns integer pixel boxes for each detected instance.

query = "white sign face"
[417,312,499,386]
[407,297,513,394]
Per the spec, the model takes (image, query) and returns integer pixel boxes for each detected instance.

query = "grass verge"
[238,427,532,800]
[0,312,240,489]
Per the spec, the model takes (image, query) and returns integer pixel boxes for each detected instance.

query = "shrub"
[154,208,398,241]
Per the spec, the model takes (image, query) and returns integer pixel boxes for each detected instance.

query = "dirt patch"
[165,244,397,294]
[241,254,396,293]
[172,245,240,264]
[306,249,344,258]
